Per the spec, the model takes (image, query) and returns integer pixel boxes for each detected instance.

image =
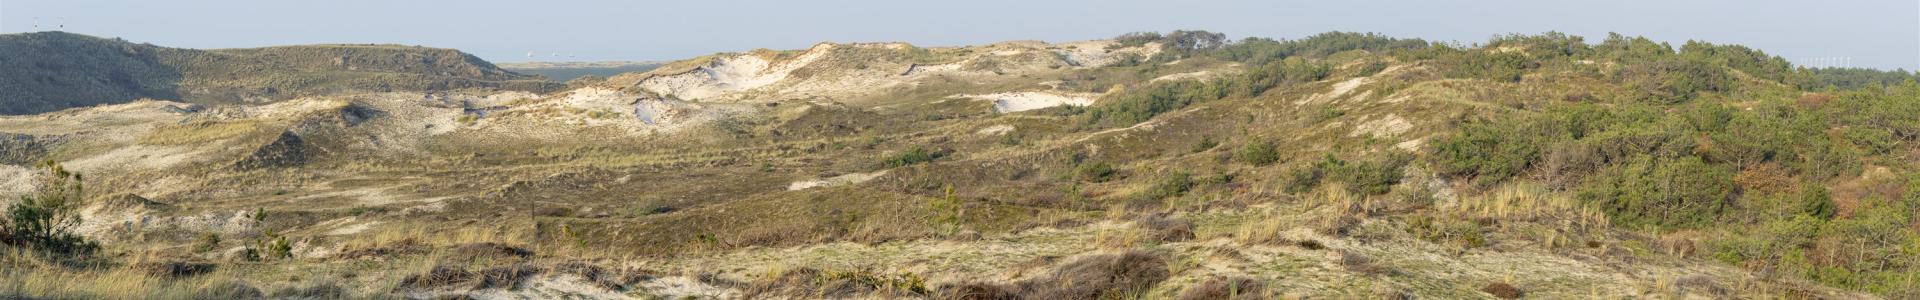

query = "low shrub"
[1134,172,1195,205]
[884,146,949,167]
[1481,282,1524,299]
[1576,155,1734,228]
[1432,120,1539,185]
[1075,162,1118,183]
[1235,142,1279,166]
[1334,152,1412,195]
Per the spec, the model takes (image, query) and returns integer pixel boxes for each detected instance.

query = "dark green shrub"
[1355,61,1389,76]
[1112,30,1227,59]
[1335,152,1413,195]
[998,131,1023,146]
[1699,105,1802,167]
[1842,127,1895,155]
[1801,68,1920,90]
[1076,162,1118,183]
[883,146,948,167]
[1209,32,1428,65]
[1090,80,1221,125]
[1278,153,1410,195]
[632,201,676,216]
[1441,51,1536,82]
[1618,57,1733,104]
[1485,32,1590,59]
[1798,185,1836,220]
[1235,58,1329,96]
[1083,80,1229,126]
[1235,142,1280,166]
[1113,32,1163,48]
[1593,33,1677,64]
[1191,136,1219,153]
[1678,40,1796,84]
[1158,30,1229,59]
[1307,106,1346,124]
[1819,197,1914,290]
[1539,142,1603,189]
[1284,155,1344,194]
[1576,155,1735,228]
[1432,120,1540,185]
[1136,172,1195,204]
[1792,136,1864,180]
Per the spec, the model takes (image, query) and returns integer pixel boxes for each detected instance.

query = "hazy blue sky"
[2,0,1915,70]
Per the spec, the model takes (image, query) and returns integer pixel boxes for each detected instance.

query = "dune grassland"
[3,30,1920,299]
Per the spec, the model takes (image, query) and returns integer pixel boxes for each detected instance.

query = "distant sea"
[504,64,662,82]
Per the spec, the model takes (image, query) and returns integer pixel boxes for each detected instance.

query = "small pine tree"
[2,161,98,255]
[1799,185,1837,220]
[1191,136,1219,153]
[929,184,964,233]
[195,233,222,253]
[258,229,293,260]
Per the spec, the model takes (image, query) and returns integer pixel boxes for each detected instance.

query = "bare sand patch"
[976,124,1016,136]
[788,171,888,191]
[1350,114,1412,138]
[962,92,1096,113]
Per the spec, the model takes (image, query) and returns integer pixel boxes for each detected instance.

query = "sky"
[1,0,1915,70]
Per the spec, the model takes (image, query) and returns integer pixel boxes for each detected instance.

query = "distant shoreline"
[499,61,664,81]
[496,61,664,69]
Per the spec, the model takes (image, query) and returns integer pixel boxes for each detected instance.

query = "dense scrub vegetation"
[1081,32,1400,126]
[1086,30,1920,295]
[1433,82,1920,292]
[1430,34,1918,293]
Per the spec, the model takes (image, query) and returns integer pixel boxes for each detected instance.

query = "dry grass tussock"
[0,251,267,299]
[1175,276,1266,300]
[1444,183,1609,231]
[934,250,1170,300]
[340,222,653,260]
[138,121,273,146]
[1235,186,1365,245]
[741,266,930,299]
[1092,214,1194,249]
